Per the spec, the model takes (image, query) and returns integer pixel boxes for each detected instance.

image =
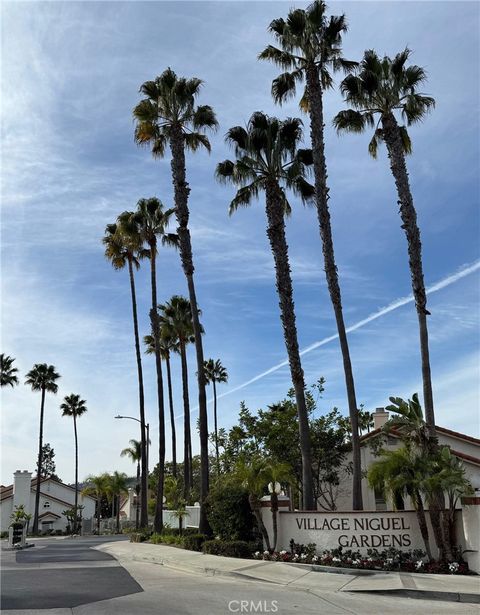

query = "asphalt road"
[1,535,142,610]
[2,537,478,614]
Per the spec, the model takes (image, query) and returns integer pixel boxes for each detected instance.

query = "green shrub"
[130,530,151,543]
[203,539,253,559]
[161,527,198,537]
[183,533,206,552]
[0,531,8,539]
[150,533,184,546]
[206,482,254,541]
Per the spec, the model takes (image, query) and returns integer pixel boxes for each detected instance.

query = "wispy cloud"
[200,260,480,407]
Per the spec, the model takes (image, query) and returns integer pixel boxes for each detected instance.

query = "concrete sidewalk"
[96,541,480,604]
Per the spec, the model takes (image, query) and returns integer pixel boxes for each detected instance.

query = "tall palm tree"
[25,364,60,534]
[122,198,176,534]
[82,473,110,534]
[259,1,363,510]
[203,358,228,472]
[133,68,217,534]
[60,393,88,533]
[158,296,202,499]
[145,328,179,478]
[334,49,436,433]
[121,439,142,529]
[216,112,315,509]
[1,354,19,387]
[103,221,149,528]
[106,471,129,534]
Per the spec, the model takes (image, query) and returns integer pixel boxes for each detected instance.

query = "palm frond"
[271,70,304,104]
[192,105,218,131]
[258,45,297,69]
[228,183,259,215]
[184,132,211,152]
[333,109,366,133]
[215,159,235,183]
[399,125,412,155]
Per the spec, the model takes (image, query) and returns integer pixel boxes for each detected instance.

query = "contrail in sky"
[178,259,479,419]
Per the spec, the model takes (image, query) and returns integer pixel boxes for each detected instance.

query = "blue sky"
[1,1,479,485]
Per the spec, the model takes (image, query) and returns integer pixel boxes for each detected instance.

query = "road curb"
[352,588,480,604]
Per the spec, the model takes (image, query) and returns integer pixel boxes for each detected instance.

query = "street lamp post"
[115,415,150,528]
[114,415,150,471]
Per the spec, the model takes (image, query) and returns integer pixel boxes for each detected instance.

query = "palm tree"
[334,49,436,434]
[262,461,292,551]
[158,296,202,499]
[133,68,217,534]
[1,354,19,387]
[145,327,179,478]
[368,445,433,561]
[203,359,228,473]
[259,1,363,510]
[233,457,271,551]
[384,394,447,559]
[216,112,315,510]
[121,439,142,529]
[103,221,149,528]
[123,198,176,534]
[25,364,60,534]
[106,471,129,534]
[60,393,87,533]
[82,473,110,534]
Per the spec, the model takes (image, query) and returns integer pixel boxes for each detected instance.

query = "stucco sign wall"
[261,509,436,555]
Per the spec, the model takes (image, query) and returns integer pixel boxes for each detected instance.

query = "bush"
[183,533,206,552]
[150,533,184,546]
[206,483,254,541]
[130,530,151,543]
[0,531,8,539]
[161,527,198,537]
[203,539,253,559]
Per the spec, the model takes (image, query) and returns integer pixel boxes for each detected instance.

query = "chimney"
[374,408,389,430]
[13,470,32,514]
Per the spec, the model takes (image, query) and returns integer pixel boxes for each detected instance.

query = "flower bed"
[253,542,470,575]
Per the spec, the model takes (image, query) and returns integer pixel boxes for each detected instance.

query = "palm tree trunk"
[265,180,314,510]
[271,492,278,552]
[382,112,448,559]
[306,64,363,510]
[165,354,177,478]
[413,489,433,561]
[213,380,219,474]
[33,387,46,534]
[127,257,148,528]
[136,462,140,530]
[170,127,210,534]
[116,495,120,533]
[149,243,165,534]
[180,341,191,499]
[381,112,436,433]
[97,497,101,533]
[73,413,78,533]
[250,496,271,552]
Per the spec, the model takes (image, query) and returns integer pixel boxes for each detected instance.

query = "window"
[43,501,50,508]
